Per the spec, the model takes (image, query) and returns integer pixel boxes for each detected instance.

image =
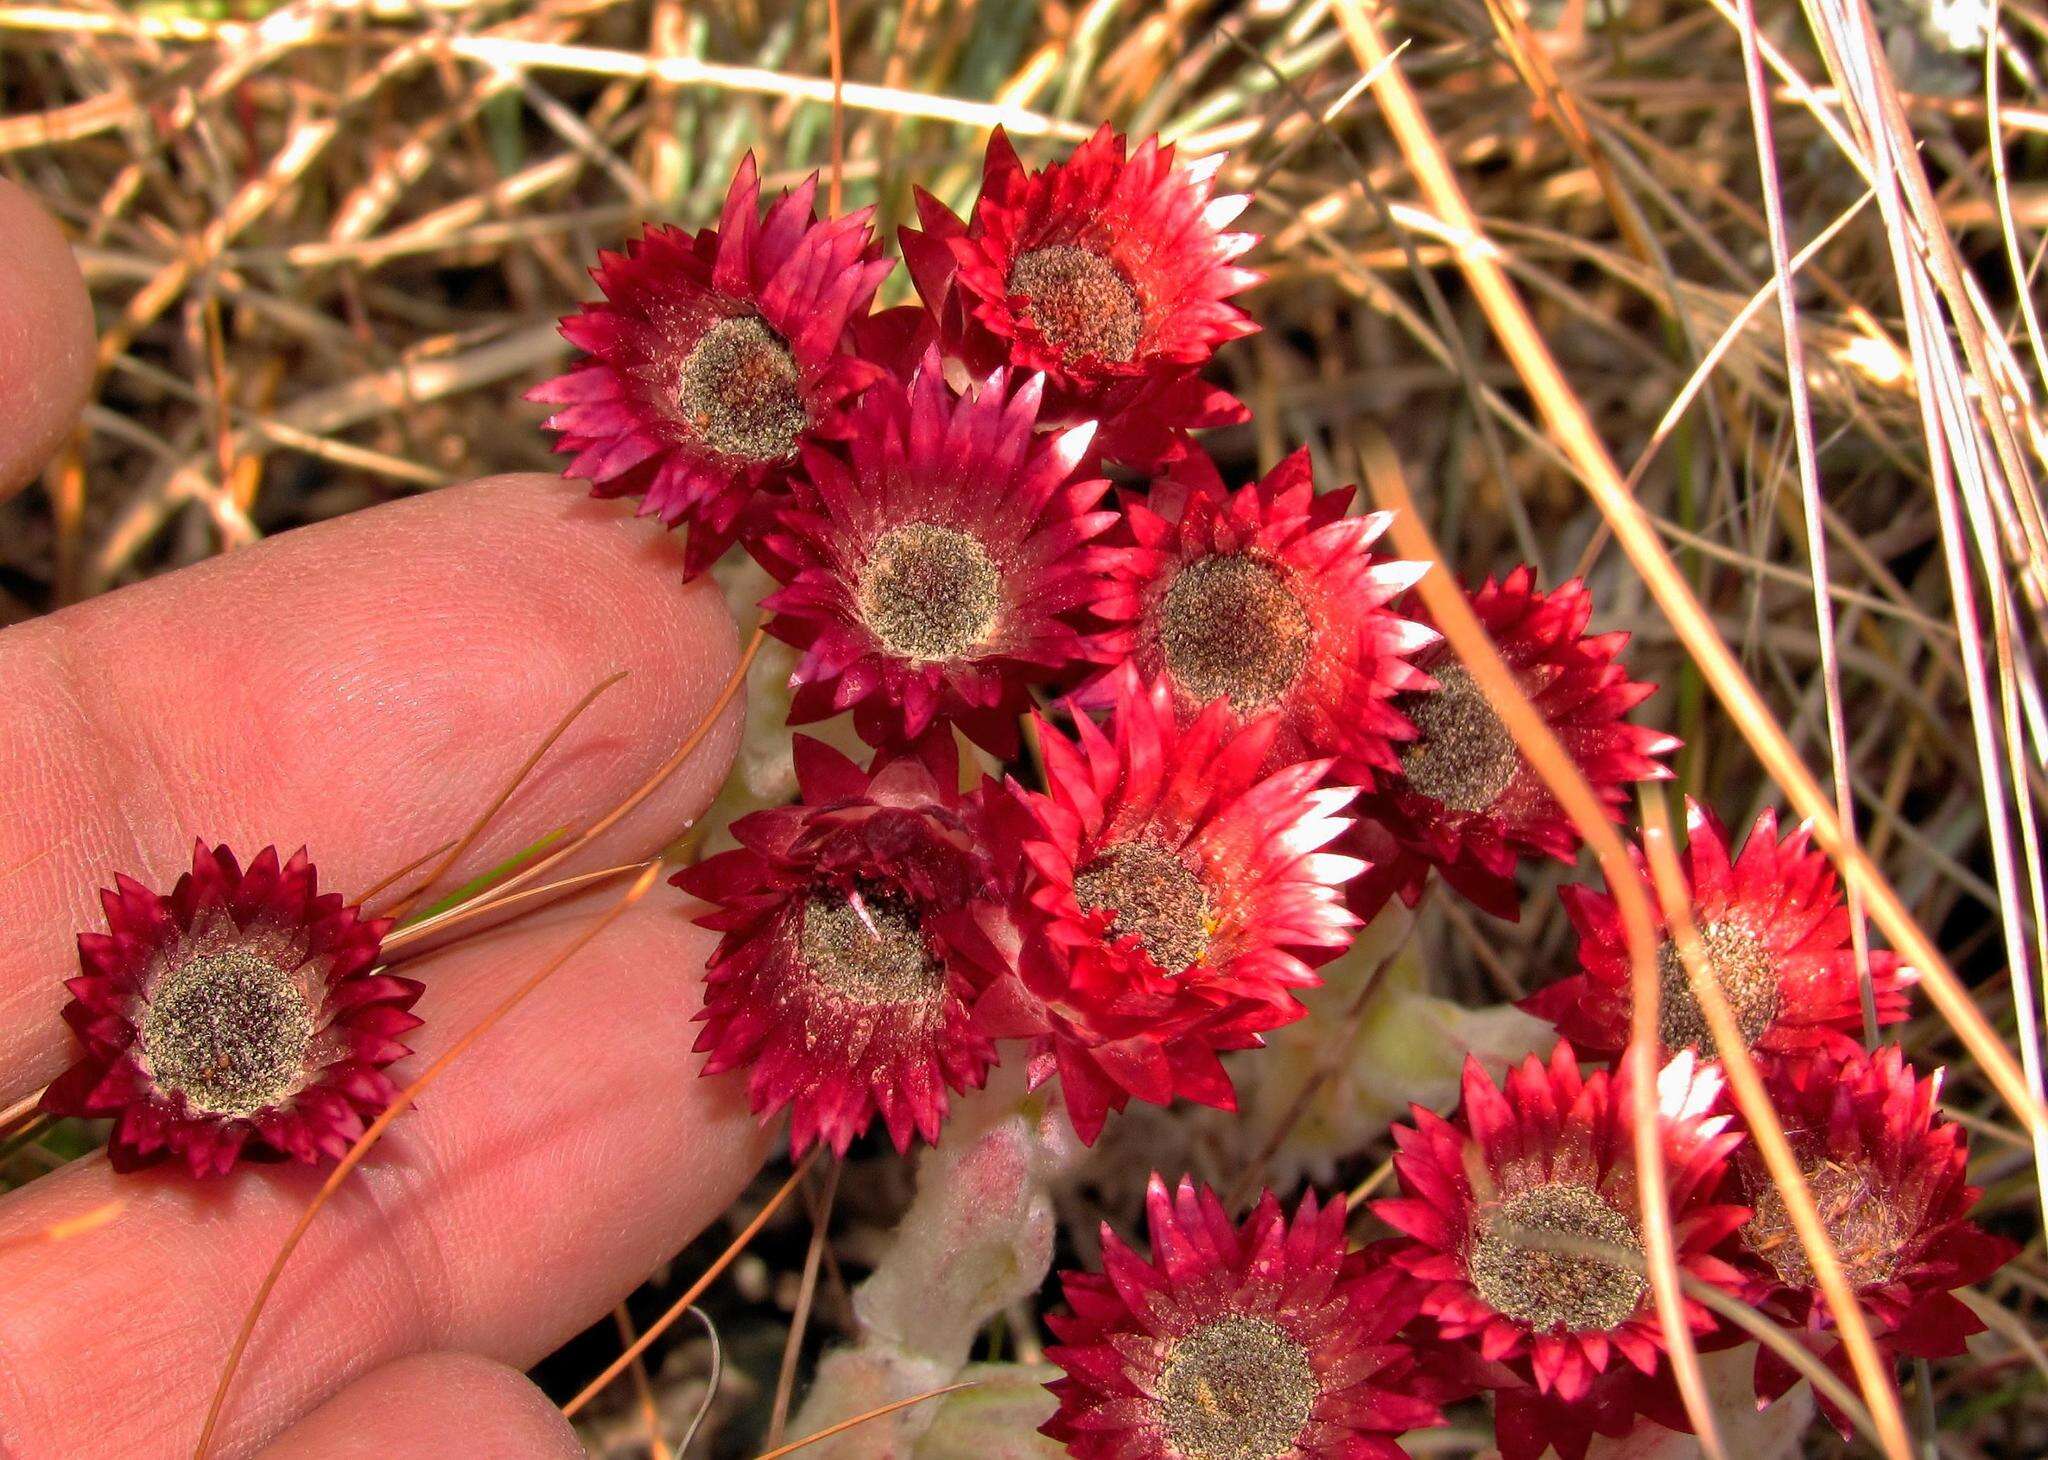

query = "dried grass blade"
[1640,797,1909,1457]
[564,1152,821,1418]
[1355,434,1725,1460]
[1331,0,2048,1141]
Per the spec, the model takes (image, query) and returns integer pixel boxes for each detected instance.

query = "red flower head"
[1043,1174,1449,1460]
[528,155,892,573]
[1733,1046,2017,1431]
[755,354,1118,757]
[1346,568,1678,922]
[673,734,1009,1156]
[41,842,418,1179]
[901,126,1259,467]
[1520,800,1915,1063]
[974,665,1363,1143]
[1086,448,1436,781]
[1374,1045,1750,1460]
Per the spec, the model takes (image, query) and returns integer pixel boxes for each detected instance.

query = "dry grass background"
[5,0,2048,1454]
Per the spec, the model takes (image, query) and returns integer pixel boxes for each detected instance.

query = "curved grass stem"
[1331,0,2048,1158]
[379,670,629,923]
[751,1382,977,1460]
[1357,432,1727,1460]
[563,1150,819,1419]
[767,1154,843,1448]
[1641,795,1909,1455]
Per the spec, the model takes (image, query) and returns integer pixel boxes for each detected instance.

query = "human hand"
[0,178,771,1459]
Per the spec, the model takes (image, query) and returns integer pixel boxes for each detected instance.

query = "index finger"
[0,471,743,1103]
[0,178,95,498]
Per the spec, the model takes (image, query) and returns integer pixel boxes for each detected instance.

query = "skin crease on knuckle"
[0,473,743,1103]
[0,904,771,1459]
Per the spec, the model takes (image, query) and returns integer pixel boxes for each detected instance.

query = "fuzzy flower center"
[1656,920,1781,1057]
[1073,841,1211,974]
[799,889,943,1007]
[1158,554,1311,715]
[1746,1158,1906,1289]
[1469,1181,1648,1333]
[1008,244,1144,362]
[1398,665,1519,813]
[856,523,1002,662]
[140,947,315,1118]
[676,315,808,461]
[1157,1314,1320,1460]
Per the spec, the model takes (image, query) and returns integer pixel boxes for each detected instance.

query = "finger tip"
[445,473,748,843]
[0,179,94,498]
[255,1351,581,1460]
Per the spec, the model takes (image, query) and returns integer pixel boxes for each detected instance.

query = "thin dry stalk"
[767,1155,843,1447]
[1620,190,1874,500]
[612,1305,676,1460]
[826,0,846,217]
[437,37,1093,140]
[383,860,649,957]
[441,626,764,918]
[1356,434,1726,1460]
[1795,0,2048,1241]
[1333,0,2048,1144]
[1640,797,1909,1456]
[355,838,460,907]
[0,1199,123,1257]
[564,1152,822,1419]
[750,1382,978,1460]
[383,670,628,923]
[1344,1155,1396,1210]
[0,1091,44,1138]
[1726,0,1879,1048]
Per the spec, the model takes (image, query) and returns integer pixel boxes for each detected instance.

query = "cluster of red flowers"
[536,127,1691,1163]
[35,129,2013,1456]
[1050,1037,2012,1460]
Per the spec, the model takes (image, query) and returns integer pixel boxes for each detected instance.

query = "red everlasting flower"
[1086,448,1436,782]
[974,665,1362,1143]
[1733,1046,2017,1433]
[1375,1044,1750,1460]
[673,734,1008,1156]
[1043,1174,1449,1460]
[1346,567,1678,922]
[755,354,1117,757]
[1520,799,1915,1063]
[40,842,418,1179]
[528,155,892,573]
[901,126,1259,467]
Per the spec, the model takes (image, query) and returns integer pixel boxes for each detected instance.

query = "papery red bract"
[1043,1174,1449,1460]
[528,155,892,573]
[1733,1045,2016,1435]
[1521,799,1915,1062]
[673,734,1008,1156]
[975,665,1362,1143]
[753,354,1117,757]
[41,842,417,1179]
[1085,448,1436,783]
[1346,567,1677,922]
[902,126,1259,468]
[1374,1044,1750,1460]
